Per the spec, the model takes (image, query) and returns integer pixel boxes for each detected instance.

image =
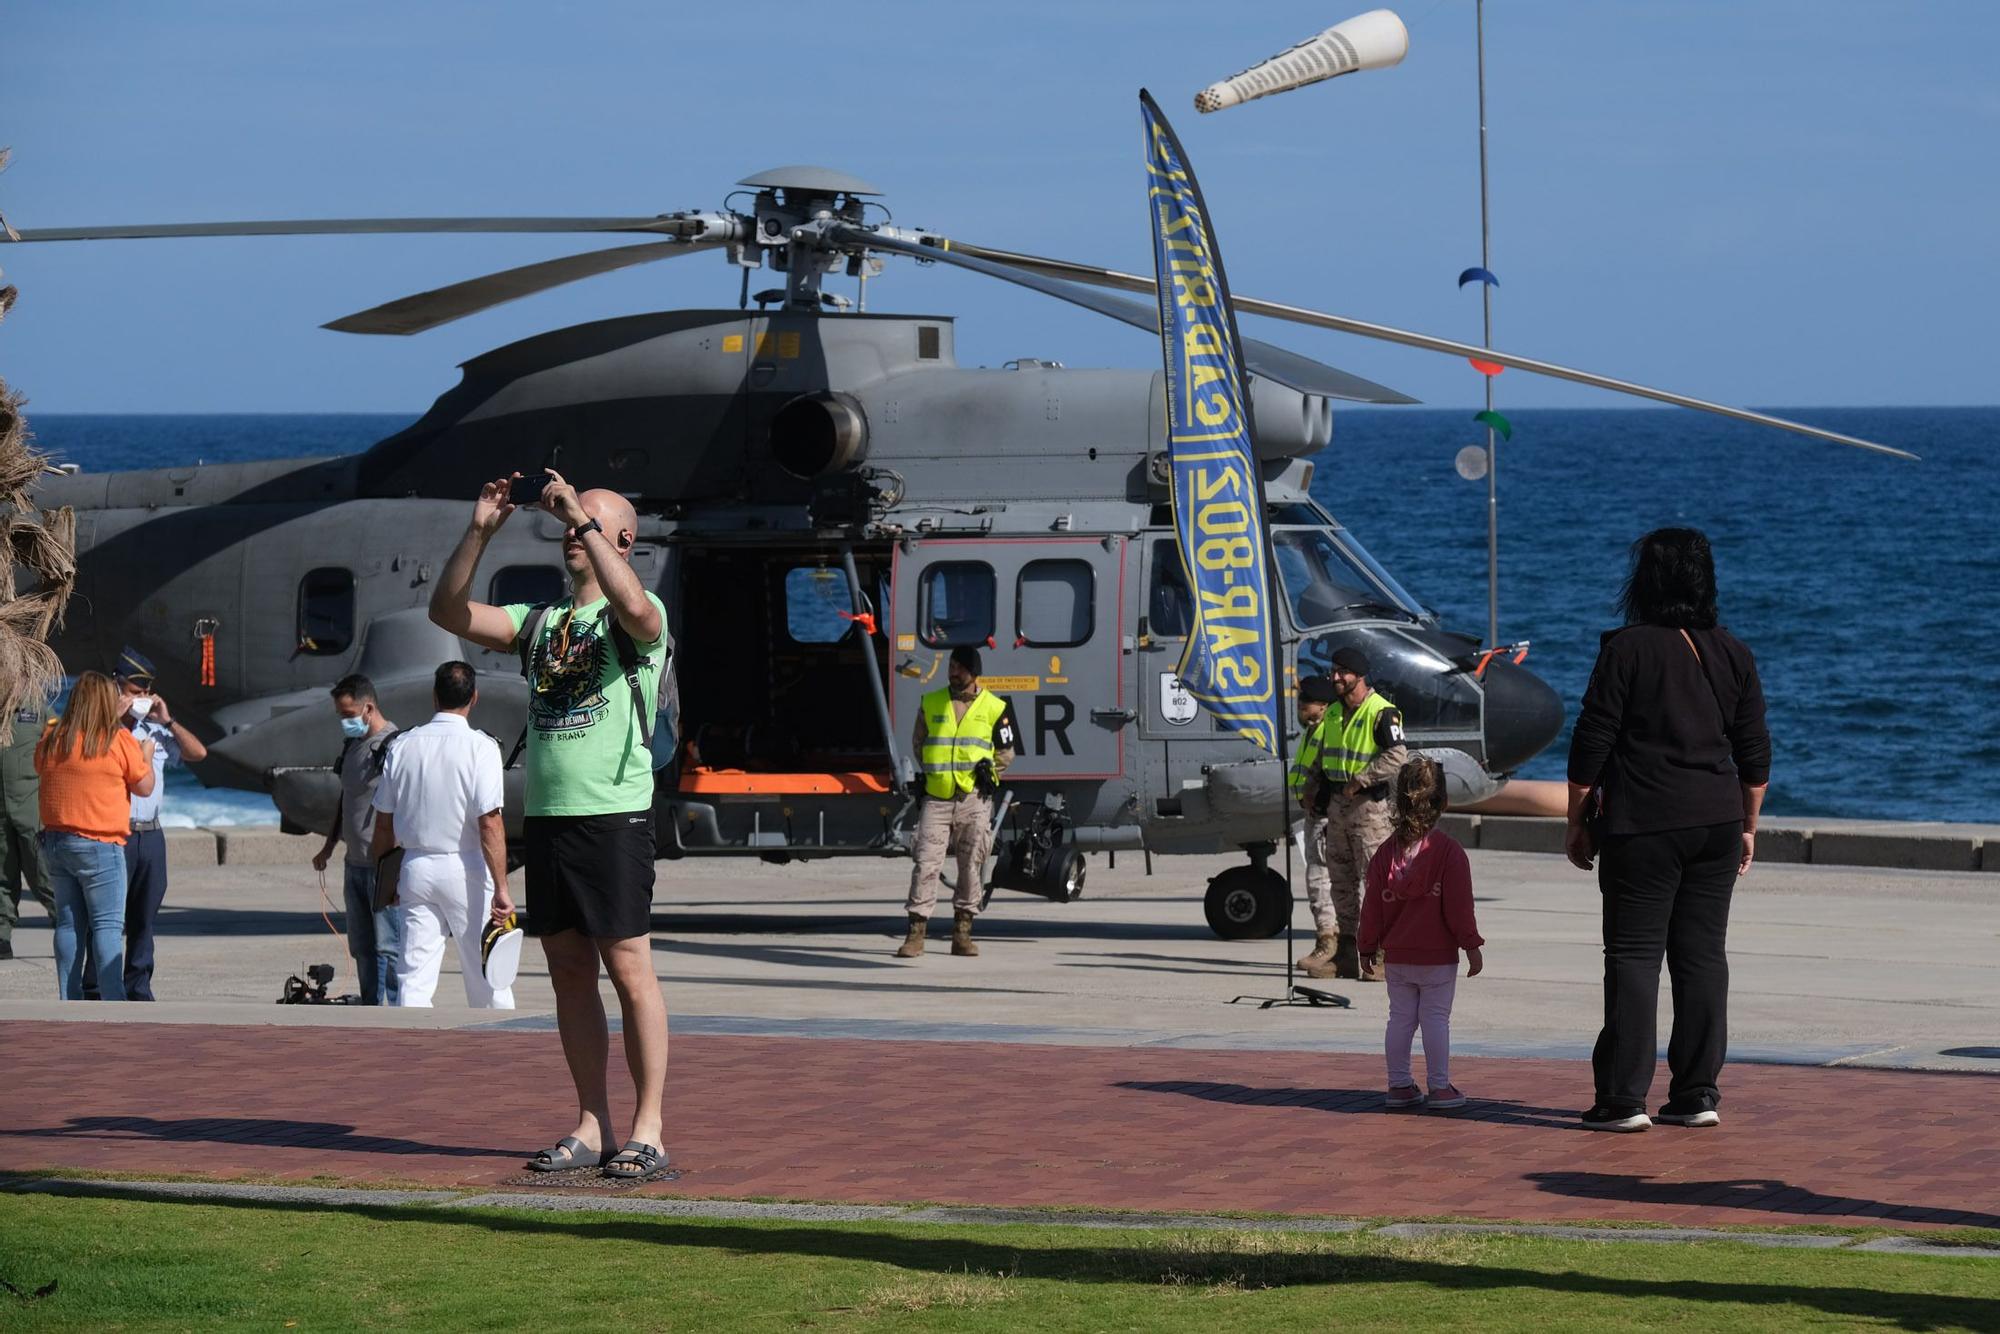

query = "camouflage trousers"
[905,792,994,919]
[1314,795,1395,940]
[0,809,54,947]
[1302,814,1338,936]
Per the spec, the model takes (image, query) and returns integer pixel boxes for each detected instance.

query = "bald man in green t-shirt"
[431,469,674,1184]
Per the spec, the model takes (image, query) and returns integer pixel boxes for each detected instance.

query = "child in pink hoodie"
[1358,758,1485,1110]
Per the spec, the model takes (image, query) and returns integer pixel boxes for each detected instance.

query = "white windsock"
[1195,9,1410,113]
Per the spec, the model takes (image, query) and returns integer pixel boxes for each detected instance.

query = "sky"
[2,0,1994,414]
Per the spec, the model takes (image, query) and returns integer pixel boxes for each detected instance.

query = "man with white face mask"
[112,646,207,1000]
[312,674,402,1005]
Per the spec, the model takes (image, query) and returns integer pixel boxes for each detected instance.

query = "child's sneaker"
[1384,1084,1426,1109]
[1425,1084,1468,1110]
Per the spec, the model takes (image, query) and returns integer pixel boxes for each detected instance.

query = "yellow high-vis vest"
[1320,691,1398,783]
[1289,715,1329,797]
[919,687,1008,800]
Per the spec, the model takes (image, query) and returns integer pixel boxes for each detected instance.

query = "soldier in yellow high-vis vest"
[1288,675,1342,975]
[896,647,1017,959]
[1314,646,1407,980]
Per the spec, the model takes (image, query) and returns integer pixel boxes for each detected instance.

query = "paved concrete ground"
[3,843,1995,1072]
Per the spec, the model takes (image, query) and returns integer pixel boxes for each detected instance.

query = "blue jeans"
[44,831,128,1001]
[343,862,403,1006]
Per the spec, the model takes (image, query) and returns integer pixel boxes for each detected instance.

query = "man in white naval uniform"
[370,661,514,1009]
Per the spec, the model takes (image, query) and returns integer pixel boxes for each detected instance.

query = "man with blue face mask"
[312,674,402,1004]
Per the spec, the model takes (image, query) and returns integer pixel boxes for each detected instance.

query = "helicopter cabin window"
[1017,559,1093,647]
[488,564,565,609]
[296,567,354,656]
[919,562,995,648]
[784,567,855,644]
[1149,540,1194,639]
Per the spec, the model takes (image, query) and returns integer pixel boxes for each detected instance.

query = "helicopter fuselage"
[38,307,1563,910]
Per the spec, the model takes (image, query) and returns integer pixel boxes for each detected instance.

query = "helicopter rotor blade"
[322,239,725,336]
[835,225,1415,405]
[1,217,694,243]
[922,237,1919,461]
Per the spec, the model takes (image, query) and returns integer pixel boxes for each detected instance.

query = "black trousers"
[122,828,170,1000]
[1593,821,1740,1113]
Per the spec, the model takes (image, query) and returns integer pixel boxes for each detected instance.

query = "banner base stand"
[1228,984,1351,1010]
[1226,865,1351,1010]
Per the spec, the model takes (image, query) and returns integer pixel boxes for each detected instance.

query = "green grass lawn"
[1,1193,1995,1332]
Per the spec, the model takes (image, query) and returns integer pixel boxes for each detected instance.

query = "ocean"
[28,407,2000,825]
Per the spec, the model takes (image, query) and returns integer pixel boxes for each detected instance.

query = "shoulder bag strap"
[508,605,553,768]
[1678,628,1732,734]
[606,614,653,747]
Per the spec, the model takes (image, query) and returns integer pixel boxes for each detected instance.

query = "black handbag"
[1579,783,1606,838]
[373,847,403,911]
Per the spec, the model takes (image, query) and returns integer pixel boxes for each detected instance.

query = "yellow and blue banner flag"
[1141,89,1281,755]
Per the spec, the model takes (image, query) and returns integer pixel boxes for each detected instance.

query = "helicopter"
[1,163,1913,940]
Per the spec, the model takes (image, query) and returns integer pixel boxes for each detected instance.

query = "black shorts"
[523,811,658,940]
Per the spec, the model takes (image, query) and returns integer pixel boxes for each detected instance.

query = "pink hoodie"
[1357,830,1484,967]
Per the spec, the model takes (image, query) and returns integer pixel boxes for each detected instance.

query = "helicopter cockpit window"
[783,567,855,644]
[488,565,565,609]
[1017,559,1093,648]
[296,567,354,656]
[1149,540,1194,639]
[919,562,995,648]
[1321,519,1426,618]
[1273,529,1414,628]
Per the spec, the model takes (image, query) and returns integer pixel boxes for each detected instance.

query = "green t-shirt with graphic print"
[503,592,669,817]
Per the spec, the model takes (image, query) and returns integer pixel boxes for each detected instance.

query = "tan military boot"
[1332,936,1361,980]
[951,910,979,957]
[893,914,927,958]
[1297,933,1337,972]
[1359,948,1388,983]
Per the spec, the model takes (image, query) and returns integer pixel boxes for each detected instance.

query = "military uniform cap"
[115,646,157,686]
[1330,647,1370,676]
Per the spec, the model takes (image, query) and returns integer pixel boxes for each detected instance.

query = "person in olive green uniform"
[1289,676,1342,974]
[0,697,57,961]
[1315,647,1407,981]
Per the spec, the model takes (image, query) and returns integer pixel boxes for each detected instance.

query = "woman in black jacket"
[1566,528,1770,1133]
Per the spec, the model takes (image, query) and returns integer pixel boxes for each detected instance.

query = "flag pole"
[1476,0,1500,649]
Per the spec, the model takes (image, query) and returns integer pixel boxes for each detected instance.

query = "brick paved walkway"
[2,1021,1994,1230]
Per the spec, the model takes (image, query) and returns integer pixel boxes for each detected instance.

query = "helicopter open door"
[889,537,1128,784]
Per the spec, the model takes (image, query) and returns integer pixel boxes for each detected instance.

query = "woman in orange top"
[36,672,154,1001]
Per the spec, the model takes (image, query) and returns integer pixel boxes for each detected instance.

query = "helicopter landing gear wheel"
[1041,847,1086,902]
[1204,864,1290,940]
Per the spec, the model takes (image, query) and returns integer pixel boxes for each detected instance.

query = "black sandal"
[601,1140,670,1182]
[527,1135,607,1172]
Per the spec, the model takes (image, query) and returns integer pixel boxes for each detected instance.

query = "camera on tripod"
[276,962,353,1005]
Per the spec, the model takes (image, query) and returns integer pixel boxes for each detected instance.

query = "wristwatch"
[571,517,603,541]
